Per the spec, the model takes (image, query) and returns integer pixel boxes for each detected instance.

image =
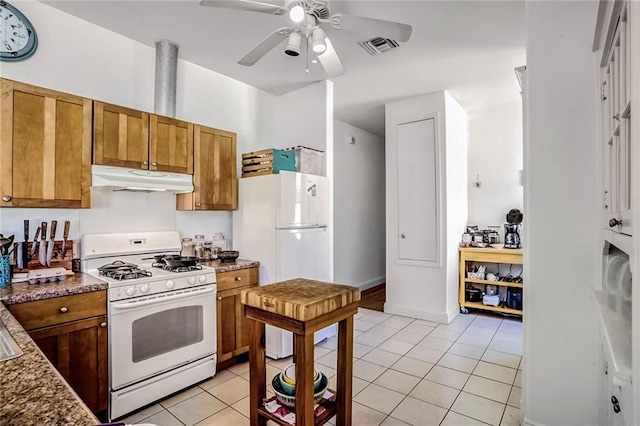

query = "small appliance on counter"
[504,209,523,249]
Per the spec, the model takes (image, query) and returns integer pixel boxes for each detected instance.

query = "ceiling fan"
[199,0,412,76]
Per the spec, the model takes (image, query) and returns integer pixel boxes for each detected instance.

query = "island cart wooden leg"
[336,316,354,426]
[294,332,315,426]
[248,318,267,426]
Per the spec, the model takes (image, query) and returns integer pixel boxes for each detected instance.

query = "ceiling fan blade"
[199,0,285,15]
[331,14,412,42]
[238,28,289,66]
[317,37,344,77]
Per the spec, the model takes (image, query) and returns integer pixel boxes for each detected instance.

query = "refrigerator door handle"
[276,225,328,230]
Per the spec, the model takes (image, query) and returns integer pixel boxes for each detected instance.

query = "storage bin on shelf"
[285,145,325,176]
[241,148,295,178]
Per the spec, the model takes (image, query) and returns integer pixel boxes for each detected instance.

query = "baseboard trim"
[383,302,451,323]
[358,276,386,292]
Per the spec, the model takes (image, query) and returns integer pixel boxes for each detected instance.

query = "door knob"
[2,196,11,202]
[235,276,242,281]
[217,296,222,301]
[100,322,107,328]
[143,160,149,166]
[609,218,621,228]
[400,234,406,239]
[152,162,157,166]
[59,307,68,313]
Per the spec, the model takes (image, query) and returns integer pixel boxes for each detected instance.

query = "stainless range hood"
[91,165,194,193]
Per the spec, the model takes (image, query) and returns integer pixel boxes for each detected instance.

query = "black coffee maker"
[504,209,523,249]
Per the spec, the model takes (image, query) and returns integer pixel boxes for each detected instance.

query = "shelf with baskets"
[458,247,523,315]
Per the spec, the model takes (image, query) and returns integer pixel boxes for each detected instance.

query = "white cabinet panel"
[396,118,438,263]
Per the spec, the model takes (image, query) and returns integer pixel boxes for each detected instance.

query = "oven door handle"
[111,286,216,310]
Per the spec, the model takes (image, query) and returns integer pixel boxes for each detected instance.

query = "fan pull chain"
[305,34,310,73]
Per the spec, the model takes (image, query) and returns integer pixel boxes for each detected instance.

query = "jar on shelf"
[181,237,195,257]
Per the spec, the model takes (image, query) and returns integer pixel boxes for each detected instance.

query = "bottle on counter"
[202,241,213,261]
[212,233,227,251]
[194,235,205,260]
[181,237,195,257]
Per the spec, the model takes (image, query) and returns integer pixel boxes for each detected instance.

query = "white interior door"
[396,118,439,263]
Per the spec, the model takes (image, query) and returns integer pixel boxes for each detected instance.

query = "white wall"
[444,92,469,314]
[524,1,600,425]
[467,102,523,230]
[385,91,467,323]
[0,0,275,248]
[333,120,385,289]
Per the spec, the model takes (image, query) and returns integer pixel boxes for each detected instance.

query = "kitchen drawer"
[9,291,106,331]
[217,267,258,292]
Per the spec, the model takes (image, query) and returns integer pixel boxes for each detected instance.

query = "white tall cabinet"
[385,91,468,323]
[595,1,639,425]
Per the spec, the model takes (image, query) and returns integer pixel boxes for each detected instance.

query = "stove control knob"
[140,283,150,294]
[199,275,207,283]
[188,277,196,285]
[126,287,136,297]
[166,280,175,289]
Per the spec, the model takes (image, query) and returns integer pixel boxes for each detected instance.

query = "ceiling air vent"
[358,37,399,56]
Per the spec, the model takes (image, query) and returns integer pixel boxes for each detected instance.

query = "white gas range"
[81,231,217,420]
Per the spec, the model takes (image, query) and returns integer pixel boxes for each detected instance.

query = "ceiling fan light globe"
[311,28,327,53]
[289,5,305,23]
[285,32,301,56]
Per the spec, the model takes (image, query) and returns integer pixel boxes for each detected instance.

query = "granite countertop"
[0,303,98,425]
[201,258,260,272]
[0,261,259,425]
[0,272,108,305]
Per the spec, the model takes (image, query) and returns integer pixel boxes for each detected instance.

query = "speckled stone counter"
[0,272,108,305]
[0,303,98,425]
[201,258,260,273]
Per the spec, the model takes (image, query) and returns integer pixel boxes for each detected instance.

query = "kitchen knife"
[22,220,29,267]
[61,221,70,259]
[46,220,57,267]
[17,220,28,269]
[38,222,47,267]
[30,226,40,259]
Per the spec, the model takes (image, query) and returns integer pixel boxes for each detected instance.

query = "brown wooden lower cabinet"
[216,267,258,369]
[29,315,108,412]
[8,290,108,413]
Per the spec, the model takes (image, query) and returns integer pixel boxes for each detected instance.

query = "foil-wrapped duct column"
[154,39,179,117]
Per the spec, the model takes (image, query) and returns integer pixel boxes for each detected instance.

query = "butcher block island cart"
[459,246,524,315]
[241,279,361,426]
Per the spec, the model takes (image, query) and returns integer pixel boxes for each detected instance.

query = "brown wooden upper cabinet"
[94,101,193,174]
[0,79,92,208]
[177,124,237,210]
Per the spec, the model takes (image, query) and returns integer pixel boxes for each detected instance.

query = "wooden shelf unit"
[458,247,523,315]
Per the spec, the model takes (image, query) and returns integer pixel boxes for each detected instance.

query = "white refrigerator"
[233,171,336,359]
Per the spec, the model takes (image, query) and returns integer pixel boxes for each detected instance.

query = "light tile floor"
[122,309,523,426]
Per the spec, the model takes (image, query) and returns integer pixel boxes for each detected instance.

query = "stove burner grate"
[99,267,153,281]
[152,262,203,273]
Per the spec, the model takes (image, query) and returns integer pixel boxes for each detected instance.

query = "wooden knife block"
[12,240,77,272]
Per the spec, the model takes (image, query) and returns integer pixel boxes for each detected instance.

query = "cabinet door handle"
[100,322,107,328]
[196,203,201,207]
[59,307,68,313]
[1,196,10,202]
[235,276,242,281]
[152,162,157,166]
[217,296,222,301]
[143,160,149,166]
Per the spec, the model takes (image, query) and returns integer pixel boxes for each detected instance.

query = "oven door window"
[132,305,203,362]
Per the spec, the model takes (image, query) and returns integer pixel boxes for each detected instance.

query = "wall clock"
[0,1,37,62]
